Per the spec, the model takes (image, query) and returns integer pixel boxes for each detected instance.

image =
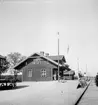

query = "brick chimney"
[40,51,44,56]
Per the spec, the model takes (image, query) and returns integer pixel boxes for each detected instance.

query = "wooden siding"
[22,59,57,81]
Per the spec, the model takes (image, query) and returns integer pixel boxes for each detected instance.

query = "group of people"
[77,71,88,88]
[78,72,98,87]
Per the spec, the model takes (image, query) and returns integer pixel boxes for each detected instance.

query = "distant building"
[63,70,75,80]
[13,52,66,81]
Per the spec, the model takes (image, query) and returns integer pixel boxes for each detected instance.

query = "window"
[41,69,46,77]
[28,70,32,77]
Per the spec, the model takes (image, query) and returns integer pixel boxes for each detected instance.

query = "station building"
[14,52,75,81]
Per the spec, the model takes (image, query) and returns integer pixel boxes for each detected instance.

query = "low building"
[13,52,66,81]
[63,70,75,80]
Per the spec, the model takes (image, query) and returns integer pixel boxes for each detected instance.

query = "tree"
[7,52,26,68]
[0,56,9,75]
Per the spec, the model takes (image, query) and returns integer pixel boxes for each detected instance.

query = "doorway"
[53,68,58,80]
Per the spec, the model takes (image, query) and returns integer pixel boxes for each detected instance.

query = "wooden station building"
[14,52,75,81]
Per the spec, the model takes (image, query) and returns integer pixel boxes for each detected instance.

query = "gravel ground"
[0,80,86,105]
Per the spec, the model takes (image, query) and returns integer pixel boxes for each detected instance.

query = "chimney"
[40,51,44,56]
[45,53,49,57]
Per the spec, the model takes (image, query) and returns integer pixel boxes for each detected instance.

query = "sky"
[0,0,98,76]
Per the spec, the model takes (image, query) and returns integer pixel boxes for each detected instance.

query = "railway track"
[74,80,91,105]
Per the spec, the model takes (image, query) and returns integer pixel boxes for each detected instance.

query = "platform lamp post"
[57,32,60,81]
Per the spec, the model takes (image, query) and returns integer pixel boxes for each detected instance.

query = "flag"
[57,32,59,35]
[57,32,59,39]
[67,45,69,54]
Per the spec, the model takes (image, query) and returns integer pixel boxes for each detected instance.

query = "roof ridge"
[13,52,62,69]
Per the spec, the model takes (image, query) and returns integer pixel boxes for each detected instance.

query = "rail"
[74,80,91,105]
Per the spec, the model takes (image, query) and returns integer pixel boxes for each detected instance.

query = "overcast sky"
[0,0,98,76]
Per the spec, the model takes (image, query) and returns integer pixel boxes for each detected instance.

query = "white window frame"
[41,69,46,77]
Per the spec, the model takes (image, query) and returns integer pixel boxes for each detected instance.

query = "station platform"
[78,80,98,105]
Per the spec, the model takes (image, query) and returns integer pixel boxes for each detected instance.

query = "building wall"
[22,59,57,81]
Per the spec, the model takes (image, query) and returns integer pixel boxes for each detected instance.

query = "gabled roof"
[48,55,66,62]
[13,52,62,70]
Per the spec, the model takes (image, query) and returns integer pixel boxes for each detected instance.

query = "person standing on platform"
[95,73,98,86]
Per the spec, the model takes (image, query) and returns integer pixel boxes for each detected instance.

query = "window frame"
[41,69,46,77]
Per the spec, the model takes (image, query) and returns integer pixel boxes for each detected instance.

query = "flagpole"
[58,32,60,81]
[67,45,70,79]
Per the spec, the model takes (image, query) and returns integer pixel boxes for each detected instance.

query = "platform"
[78,80,98,105]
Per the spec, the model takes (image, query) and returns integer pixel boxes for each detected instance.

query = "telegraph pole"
[86,64,87,74]
[86,64,88,80]
[77,58,79,72]
[58,32,60,81]
[77,58,79,79]
[67,45,70,79]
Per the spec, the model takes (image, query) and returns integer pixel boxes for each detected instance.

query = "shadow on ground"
[0,85,29,91]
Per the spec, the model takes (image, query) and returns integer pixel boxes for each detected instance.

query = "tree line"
[0,52,26,75]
